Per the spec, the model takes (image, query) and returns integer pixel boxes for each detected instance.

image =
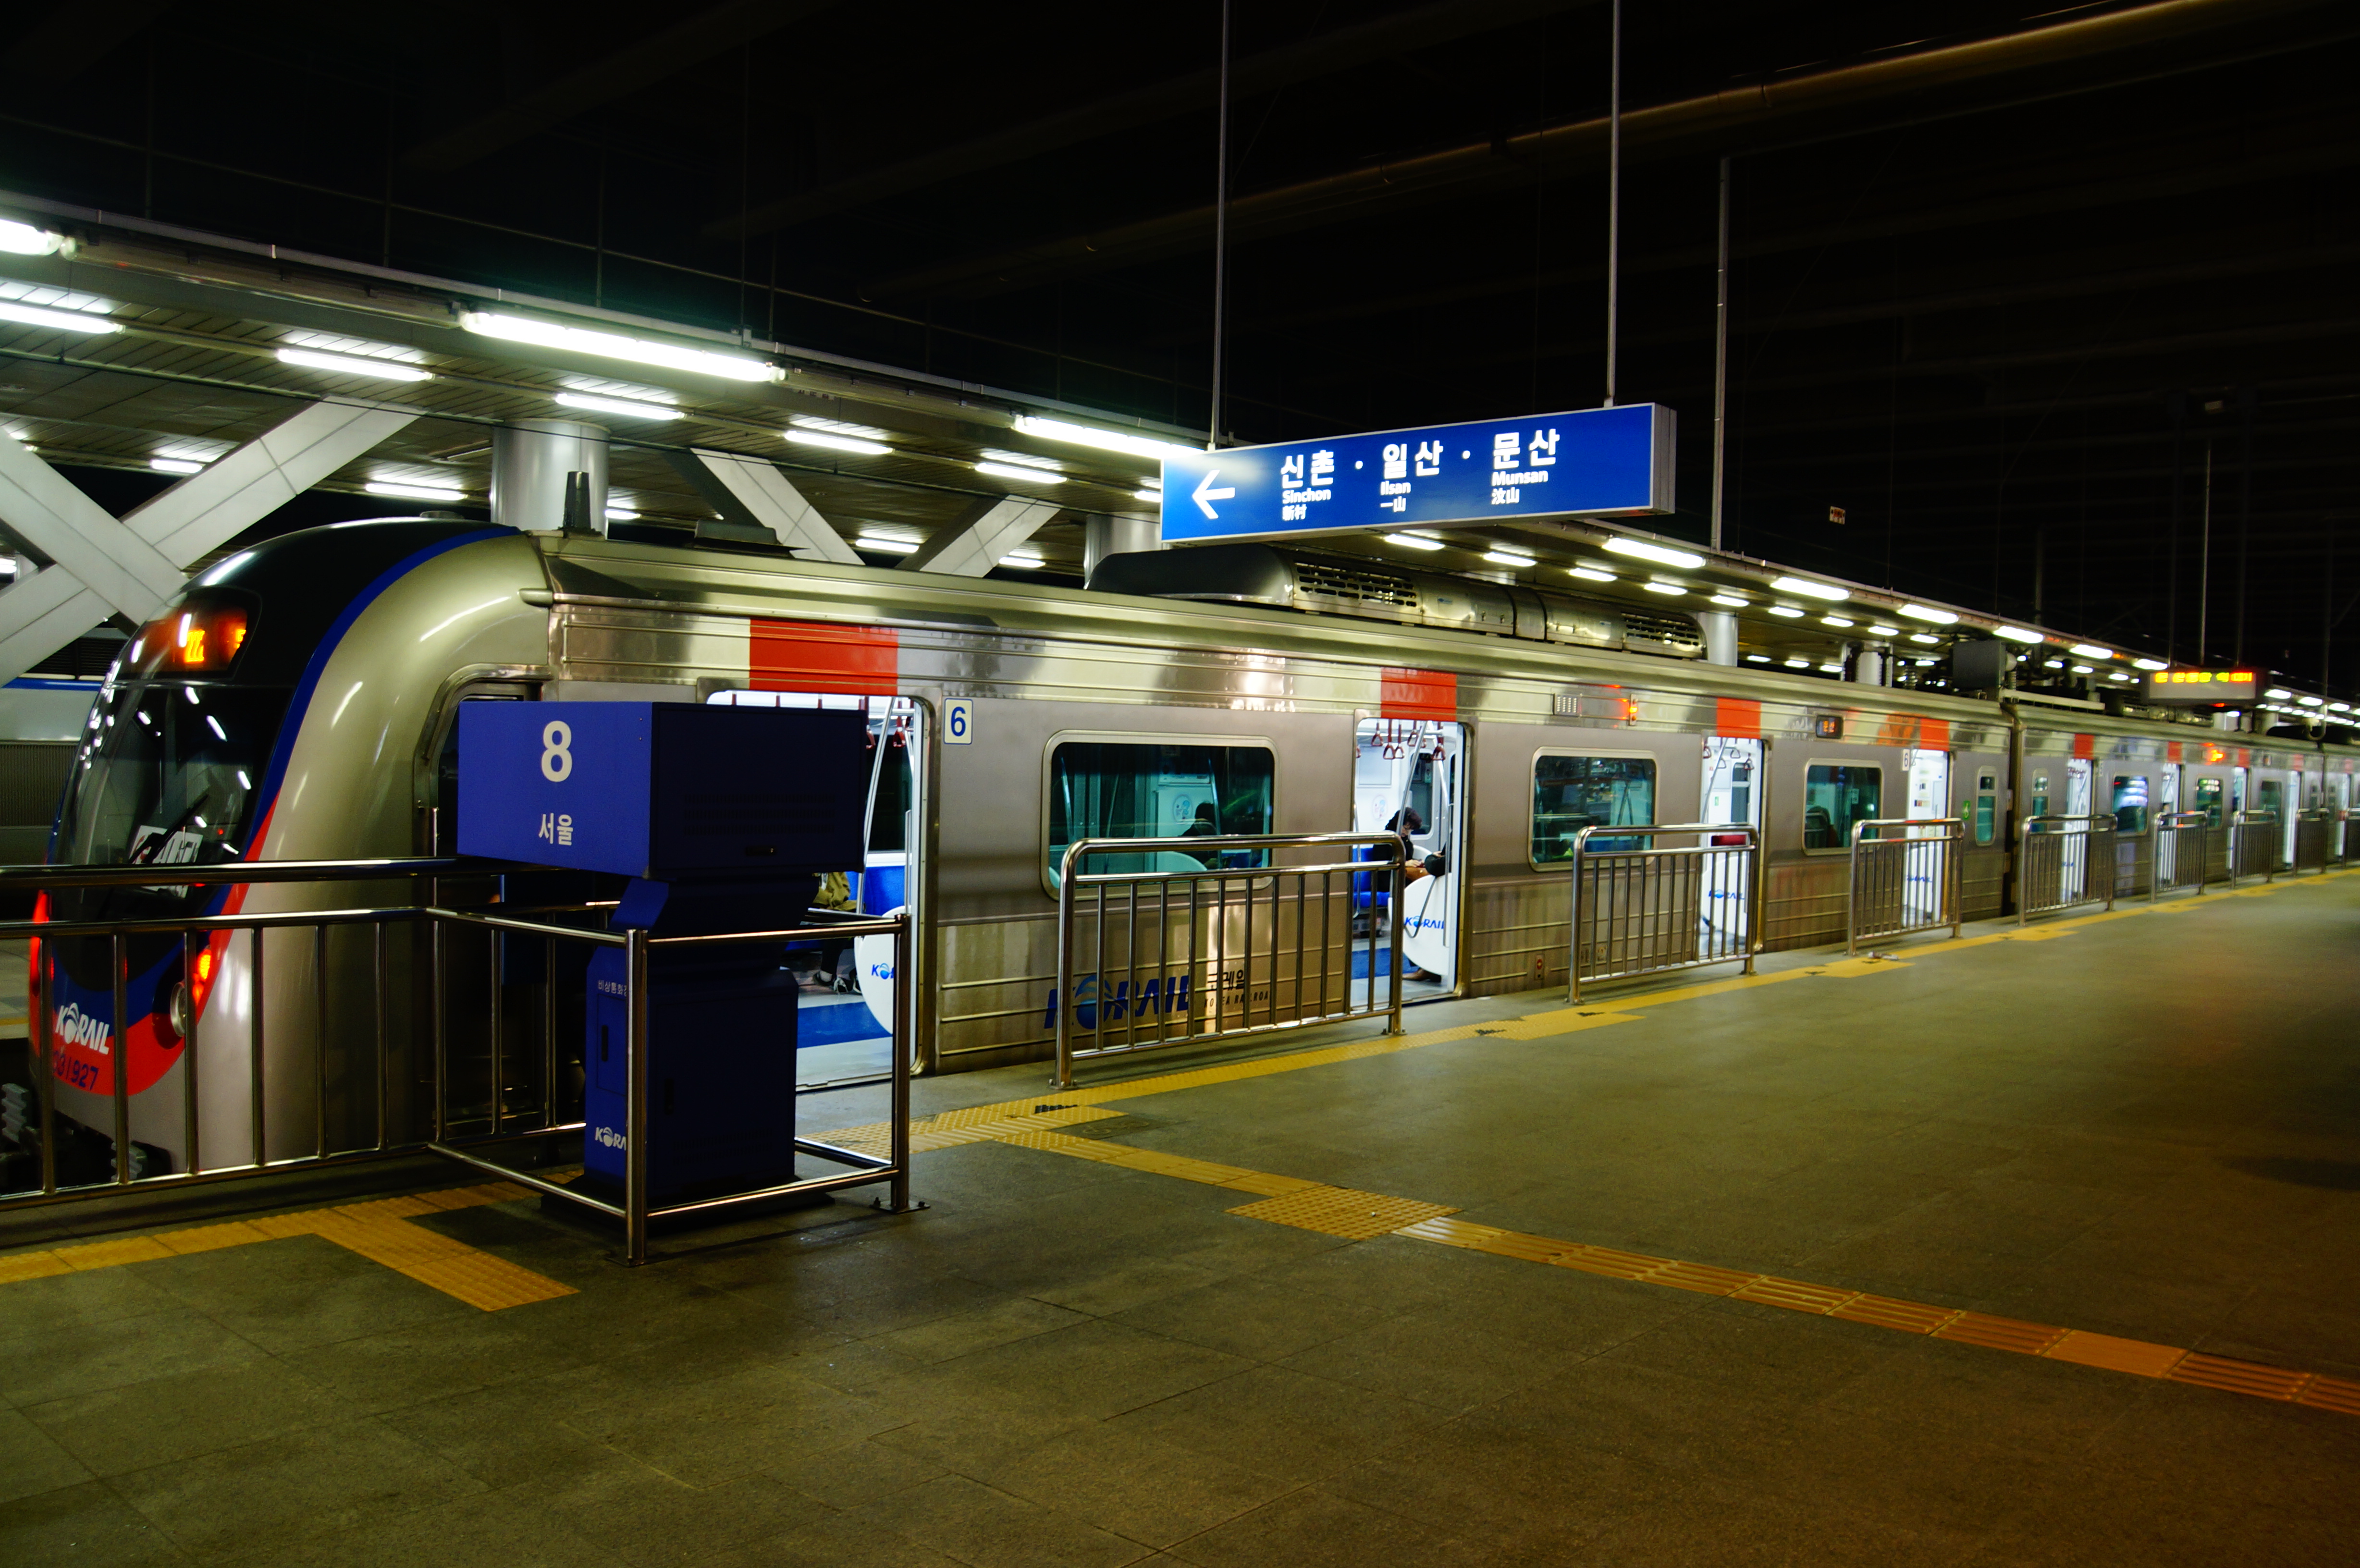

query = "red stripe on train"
[1381,667,1456,721]
[752,620,899,695]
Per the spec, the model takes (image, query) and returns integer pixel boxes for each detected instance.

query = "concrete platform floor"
[6,871,2360,1566]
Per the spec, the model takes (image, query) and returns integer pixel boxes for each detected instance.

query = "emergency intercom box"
[456,701,868,875]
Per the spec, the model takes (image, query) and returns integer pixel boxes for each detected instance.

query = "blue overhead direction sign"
[1158,404,1674,544]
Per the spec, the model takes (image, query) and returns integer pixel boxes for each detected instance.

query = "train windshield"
[52,635,286,916]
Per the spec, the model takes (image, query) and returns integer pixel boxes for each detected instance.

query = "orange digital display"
[2144,669,2256,704]
[134,600,250,674]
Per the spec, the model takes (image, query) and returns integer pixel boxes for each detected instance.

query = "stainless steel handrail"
[0,858,917,1266]
[2227,808,2280,887]
[1565,822,1759,1002]
[2155,810,2211,897]
[2015,814,2118,925]
[1845,817,1964,956]
[1052,832,1406,1090]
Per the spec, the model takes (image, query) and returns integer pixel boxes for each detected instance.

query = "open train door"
[1353,717,1467,999]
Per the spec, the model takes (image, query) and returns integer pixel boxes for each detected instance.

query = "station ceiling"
[0,0,2355,690]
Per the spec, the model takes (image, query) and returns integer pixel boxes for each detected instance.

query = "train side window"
[2256,778,2283,818]
[1803,763,1881,850]
[1046,740,1273,885]
[1973,771,1998,845]
[2194,776,2223,827]
[1530,753,1656,863]
[2111,774,2149,833]
[2030,772,2050,818]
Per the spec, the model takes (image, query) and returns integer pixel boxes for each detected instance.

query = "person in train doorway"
[1182,801,1222,869]
[1381,808,1446,983]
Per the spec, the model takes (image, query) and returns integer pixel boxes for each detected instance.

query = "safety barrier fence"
[1565,823,1759,1002]
[2292,807,2340,873]
[2153,811,2212,897]
[0,859,912,1265]
[2016,815,2119,925]
[2228,809,2280,888]
[1846,818,1964,956]
[1052,833,1404,1090]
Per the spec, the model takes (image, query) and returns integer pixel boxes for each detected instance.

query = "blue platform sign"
[1159,403,1674,544]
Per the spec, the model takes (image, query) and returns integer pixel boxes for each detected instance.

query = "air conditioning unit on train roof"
[1085,542,1704,660]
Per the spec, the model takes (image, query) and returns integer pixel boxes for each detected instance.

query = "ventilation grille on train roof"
[1294,560,1420,610]
[1622,608,1705,649]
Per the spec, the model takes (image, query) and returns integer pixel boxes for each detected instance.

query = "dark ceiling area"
[2,0,2356,686]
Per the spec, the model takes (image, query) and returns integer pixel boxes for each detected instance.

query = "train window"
[2030,772,2050,818]
[2257,778,2284,818]
[1530,753,1656,863]
[2111,775,2149,834]
[1973,771,1998,845]
[1803,764,1881,850]
[1047,740,1273,884]
[2194,776,2224,826]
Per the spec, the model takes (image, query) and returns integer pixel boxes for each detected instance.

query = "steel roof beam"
[902,496,1061,577]
[667,448,861,564]
[0,401,417,682]
[400,0,839,175]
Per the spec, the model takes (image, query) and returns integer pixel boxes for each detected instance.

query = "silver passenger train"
[21,518,2360,1180]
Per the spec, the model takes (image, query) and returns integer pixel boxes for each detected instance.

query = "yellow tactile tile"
[1226,1186,1457,1240]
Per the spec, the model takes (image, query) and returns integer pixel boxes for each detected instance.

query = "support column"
[661,448,859,563]
[1082,514,1161,580]
[1697,610,1738,667]
[492,420,609,535]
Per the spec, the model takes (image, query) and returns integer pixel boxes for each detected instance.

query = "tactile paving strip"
[0,1181,573,1310]
[1226,1186,1457,1240]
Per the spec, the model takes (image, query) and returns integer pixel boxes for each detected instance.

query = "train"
[10,516,2357,1187]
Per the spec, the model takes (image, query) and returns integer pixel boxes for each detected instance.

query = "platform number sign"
[945,699,974,745]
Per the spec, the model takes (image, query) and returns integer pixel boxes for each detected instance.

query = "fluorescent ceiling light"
[2071,664,2092,674]
[1001,551,1046,569]
[1708,593,1747,608]
[556,392,680,420]
[1744,653,1770,662]
[2331,702,2351,712]
[0,219,67,256]
[460,310,776,381]
[1009,413,1199,463]
[2298,695,2323,706]
[1604,537,1705,570]
[149,458,204,475]
[1822,614,1855,627]
[2071,643,2114,660]
[1768,575,1846,602]
[789,414,885,441]
[788,429,890,456]
[0,300,119,334]
[1570,566,1615,583]
[604,506,638,521]
[2265,687,2292,698]
[2133,658,2167,672]
[1133,489,1164,503]
[1385,533,1444,551]
[2043,658,2065,669]
[283,329,424,364]
[1909,632,1942,645]
[1782,658,1809,668]
[1482,550,1535,568]
[1818,662,1844,673]
[278,347,431,382]
[1901,604,1958,624]
[1866,624,1900,637]
[1767,605,1805,619]
[365,480,465,502]
[982,449,1062,472]
[2108,672,2133,682]
[974,461,1065,484]
[854,534,921,555]
[1994,626,2042,644]
[1643,580,1687,596]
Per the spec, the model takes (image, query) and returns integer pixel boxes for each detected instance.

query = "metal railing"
[1052,832,1404,1090]
[0,858,914,1265]
[1566,823,1759,1002]
[2153,811,2212,896]
[2293,806,2338,873]
[2228,809,2280,887]
[2016,815,2118,924]
[1846,818,1964,956]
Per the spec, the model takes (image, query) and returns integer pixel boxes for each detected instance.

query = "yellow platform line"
[0,1181,574,1310]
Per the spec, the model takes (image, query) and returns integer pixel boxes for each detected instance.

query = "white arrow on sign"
[1192,468,1236,520]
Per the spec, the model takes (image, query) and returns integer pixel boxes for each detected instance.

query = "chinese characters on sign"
[1158,404,1675,543]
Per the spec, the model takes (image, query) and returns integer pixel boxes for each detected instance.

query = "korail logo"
[591,1125,627,1150]
[1405,913,1448,933]
[867,962,895,982]
[54,1003,111,1055]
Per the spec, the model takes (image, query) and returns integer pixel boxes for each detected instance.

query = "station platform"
[5,872,2360,1566]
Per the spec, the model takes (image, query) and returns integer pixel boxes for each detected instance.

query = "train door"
[711,690,923,1086]
[1903,748,1950,925]
[2155,763,2182,881]
[2063,758,2095,892]
[1700,737,1764,949]
[1353,718,1466,998]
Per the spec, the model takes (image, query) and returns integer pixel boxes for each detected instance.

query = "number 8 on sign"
[541,721,573,781]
